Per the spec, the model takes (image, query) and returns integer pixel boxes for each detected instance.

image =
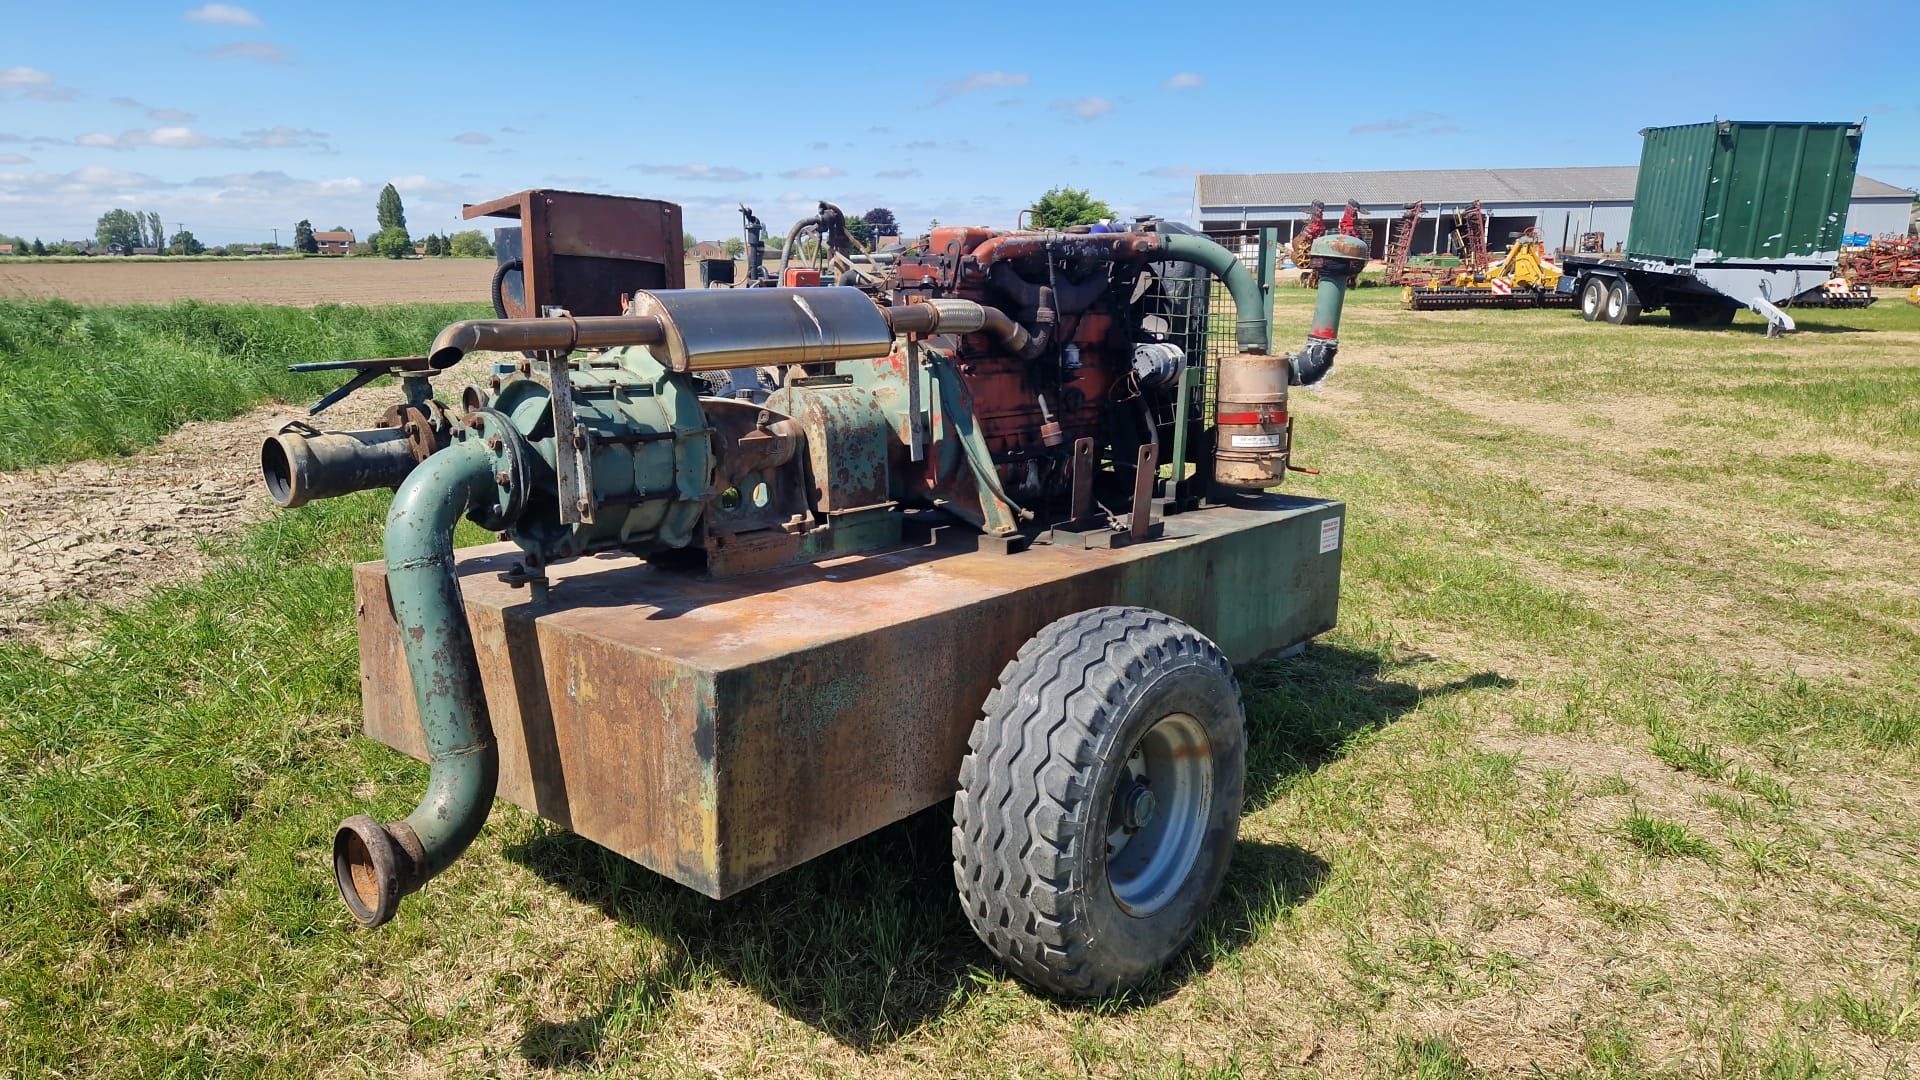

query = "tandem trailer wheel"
[1579,277,1609,321]
[1605,280,1643,324]
[951,606,1247,998]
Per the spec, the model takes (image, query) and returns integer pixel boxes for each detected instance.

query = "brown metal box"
[463,189,684,318]
[355,496,1344,898]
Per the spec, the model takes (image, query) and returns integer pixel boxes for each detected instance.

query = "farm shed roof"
[1195,166,1913,208]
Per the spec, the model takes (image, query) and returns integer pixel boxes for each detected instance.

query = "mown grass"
[0,298,486,469]
[2,289,1919,1076]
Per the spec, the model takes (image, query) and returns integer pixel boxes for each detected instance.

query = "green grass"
[0,298,487,469]
[2,289,1918,1075]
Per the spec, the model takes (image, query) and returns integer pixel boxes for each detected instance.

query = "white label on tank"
[1229,433,1282,448]
[1319,516,1342,554]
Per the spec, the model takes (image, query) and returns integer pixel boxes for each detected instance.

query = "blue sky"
[3,1,1916,245]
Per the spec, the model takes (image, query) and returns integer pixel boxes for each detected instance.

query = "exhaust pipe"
[333,436,501,927]
[261,426,418,508]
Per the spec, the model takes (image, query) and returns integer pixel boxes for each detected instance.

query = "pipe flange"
[458,406,532,531]
[334,815,407,928]
[380,399,451,463]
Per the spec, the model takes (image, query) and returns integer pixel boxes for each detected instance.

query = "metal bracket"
[1130,442,1158,543]
[548,354,593,524]
[290,355,438,416]
[906,336,926,462]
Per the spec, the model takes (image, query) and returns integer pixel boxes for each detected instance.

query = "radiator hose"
[333,436,500,927]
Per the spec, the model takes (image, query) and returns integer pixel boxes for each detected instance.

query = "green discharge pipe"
[1155,230,1272,496]
[333,436,499,928]
[1160,232,1269,353]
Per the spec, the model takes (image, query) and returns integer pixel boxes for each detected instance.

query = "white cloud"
[109,96,199,123]
[452,131,492,145]
[874,168,920,180]
[73,124,330,151]
[183,3,262,26]
[1161,72,1204,91]
[1141,165,1207,179]
[779,164,845,180]
[0,153,30,165]
[1350,111,1455,136]
[1,66,79,102]
[931,70,1028,103]
[240,125,329,149]
[1051,96,1114,122]
[202,41,289,64]
[629,163,761,182]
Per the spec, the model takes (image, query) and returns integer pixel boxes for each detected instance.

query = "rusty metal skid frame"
[356,495,1344,898]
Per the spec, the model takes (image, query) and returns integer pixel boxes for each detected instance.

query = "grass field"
[0,298,489,469]
[2,289,1918,1077]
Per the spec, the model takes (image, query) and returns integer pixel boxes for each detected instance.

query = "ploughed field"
[0,287,1917,1077]
[0,255,495,306]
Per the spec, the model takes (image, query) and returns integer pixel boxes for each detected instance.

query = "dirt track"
[0,257,495,306]
[0,356,491,640]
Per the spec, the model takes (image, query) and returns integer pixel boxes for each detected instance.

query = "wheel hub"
[1120,780,1157,830]
[1105,712,1214,917]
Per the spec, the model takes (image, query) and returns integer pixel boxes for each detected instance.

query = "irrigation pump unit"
[262,191,1363,997]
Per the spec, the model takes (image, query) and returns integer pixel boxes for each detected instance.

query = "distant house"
[132,247,160,256]
[0,243,13,255]
[313,229,355,255]
[687,241,730,259]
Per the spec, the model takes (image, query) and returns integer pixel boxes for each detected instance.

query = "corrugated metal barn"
[1193,166,1914,257]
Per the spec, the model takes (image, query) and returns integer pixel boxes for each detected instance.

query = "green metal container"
[1628,120,1863,265]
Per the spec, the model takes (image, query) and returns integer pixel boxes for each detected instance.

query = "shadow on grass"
[506,642,1507,1066]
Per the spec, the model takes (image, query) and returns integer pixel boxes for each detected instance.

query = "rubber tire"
[1699,302,1738,327]
[952,606,1246,999]
[1605,280,1642,324]
[1579,277,1608,321]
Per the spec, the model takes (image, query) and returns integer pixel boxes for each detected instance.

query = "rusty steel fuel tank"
[354,496,1345,897]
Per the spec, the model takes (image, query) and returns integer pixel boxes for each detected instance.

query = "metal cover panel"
[1629,121,1862,265]
[357,496,1344,897]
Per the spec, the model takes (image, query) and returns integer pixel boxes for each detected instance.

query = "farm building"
[1192,166,1915,257]
[312,229,355,255]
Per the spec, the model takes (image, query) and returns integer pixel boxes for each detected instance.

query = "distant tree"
[31,238,47,256]
[168,229,205,256]
[96,209,145,252]
[1028,186,1113,229]
[722,236,744,258]
[330,224,350,233]
[447,229,492,258]
[863,207,898,235]
[764,235,784,252]
[372,227,413,258]
[683,231,698,251]
[376,184,407,233]
[293,219,319,254]
[423,234,438,256]
[846,216,872,246]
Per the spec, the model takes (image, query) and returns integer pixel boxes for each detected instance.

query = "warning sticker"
[1319,516,1342,554]
[1229,433,1282,448]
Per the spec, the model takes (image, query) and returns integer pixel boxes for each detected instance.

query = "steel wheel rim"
[1106,712,1213,917]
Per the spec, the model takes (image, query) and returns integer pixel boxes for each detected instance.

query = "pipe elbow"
[337,437,500,928]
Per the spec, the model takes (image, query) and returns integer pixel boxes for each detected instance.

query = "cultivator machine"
[1401,204,1575,311]
[259,189,1367,999]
